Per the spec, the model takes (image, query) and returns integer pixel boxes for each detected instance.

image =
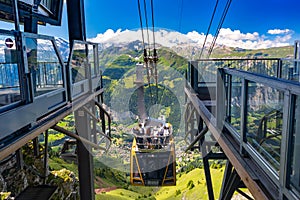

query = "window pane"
[26,38,63,97]
[88,44,96,77]
[70,43,87,83]
[281,60,300,82]
[246,82,284,172]
[0,34,21,107]
[228,75,242,132]
[290,96,300,192]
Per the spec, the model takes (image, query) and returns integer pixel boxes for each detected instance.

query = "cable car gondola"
[130,118,176,186]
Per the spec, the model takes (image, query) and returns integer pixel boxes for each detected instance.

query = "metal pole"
[44,130,49,183]
[12,0,20,31]
[74,107,95,200]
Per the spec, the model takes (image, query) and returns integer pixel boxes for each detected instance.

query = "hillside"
[96,167,249,200]
[46,38,294,200]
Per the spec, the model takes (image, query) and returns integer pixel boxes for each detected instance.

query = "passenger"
[137,123,144,148]
[153,128,158,145]
[163,126,169,144]
[166,123,172,133]
[159,123,164,146]
[146,127,152,148]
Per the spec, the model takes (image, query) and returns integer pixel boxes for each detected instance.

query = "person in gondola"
[137,123,145,148]
[153,128,158,147]
[162,125,169,145]
[146,127,152,149]
[164,123,171,144]
[159,123,164,147]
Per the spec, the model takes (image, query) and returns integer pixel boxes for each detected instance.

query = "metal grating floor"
[16,185,57,200]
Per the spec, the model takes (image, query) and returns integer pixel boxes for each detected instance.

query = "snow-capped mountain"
[87,29,213,59]
[55,37,70,61]
[89,29,203,48]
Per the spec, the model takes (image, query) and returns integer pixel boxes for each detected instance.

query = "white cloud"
[89,29,124,43]
[89,29,195,48]
[219,28,259,41]
[267,29,291,35]
[88,27,294,50]
[186,28,292,49]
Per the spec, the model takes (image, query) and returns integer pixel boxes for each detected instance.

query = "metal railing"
[188,58,300,87]
[186,58,300,199]
[220,68,300,199]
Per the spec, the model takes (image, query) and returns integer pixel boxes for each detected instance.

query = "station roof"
[0,0,63,25]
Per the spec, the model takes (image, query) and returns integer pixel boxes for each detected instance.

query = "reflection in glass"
[281,59,300,82]
[0,34,21,107]
[227,75,242,132]
[290,96,300,192]
[246,82,284,172]
[70,43,87,83]
[88,44,96,77]
[26,38,63,97]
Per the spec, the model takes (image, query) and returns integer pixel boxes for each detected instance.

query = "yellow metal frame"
[130,137,176,186]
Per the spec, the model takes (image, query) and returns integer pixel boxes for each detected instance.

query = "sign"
[5,38,14,48]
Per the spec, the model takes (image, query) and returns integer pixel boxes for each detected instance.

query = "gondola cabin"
[130,119,176,186]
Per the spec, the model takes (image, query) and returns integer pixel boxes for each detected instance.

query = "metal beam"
[188,61,199,91]
[43,130,49,183]
[75,107,95,200]
[0,89,103,160]
[51,125,106,151]
[185,87,271,199]
[66,0,86,43]
[185,126,208,152]
[220,169,241,200]
[12,0,20,31]
[200,136,215,200]
[220,161,233,198]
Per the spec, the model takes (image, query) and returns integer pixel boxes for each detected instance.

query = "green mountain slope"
[96,168,225,200]
[94,43,292,200]
[210,45,293,59]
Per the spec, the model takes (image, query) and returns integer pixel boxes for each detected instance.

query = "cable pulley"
[137,0,159,104]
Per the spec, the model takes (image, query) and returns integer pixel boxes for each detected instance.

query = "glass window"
[290,96,300,192]
[88,44,96,77]
[281,60,300,82]
[246,82,284,172]
[26,37,64,97]
[227,75,242,132]
[0,34,21,107]
[197,61,217,84]
[70,43,87,83]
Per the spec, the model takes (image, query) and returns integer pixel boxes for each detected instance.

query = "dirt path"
[95,186,118,194]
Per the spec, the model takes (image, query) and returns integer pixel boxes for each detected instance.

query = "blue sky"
[3,0,300,49]
[82,0,300,36]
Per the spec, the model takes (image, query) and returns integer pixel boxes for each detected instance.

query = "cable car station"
[0,0,299,200]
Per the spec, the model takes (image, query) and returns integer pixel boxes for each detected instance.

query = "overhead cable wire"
[137,0,153,106]
[199,0,219,59]
[207,0,233,58]
[143,0,151,55]
[151,0,159,101]
[207,0,232,58]
[137,0,146,50]
[151,0,156,51]
[143,0,154,104]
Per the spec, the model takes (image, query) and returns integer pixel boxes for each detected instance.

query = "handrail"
[94,100,111,138]
[196,58,281,62]
[52,125,106,151]
[185,126,208,152]
[190,58,300,85]
[82,105,111,152]
[223,68,300,95]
